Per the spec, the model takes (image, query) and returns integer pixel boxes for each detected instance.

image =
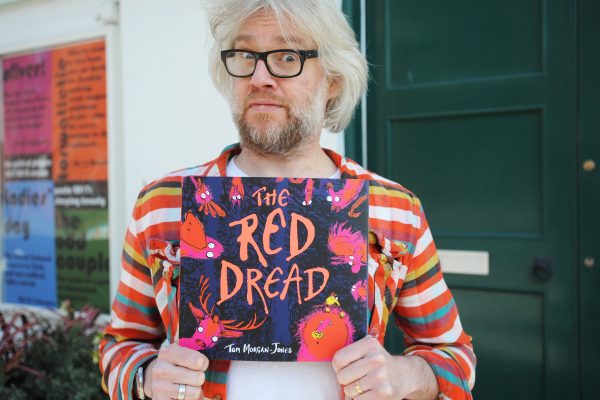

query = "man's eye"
[241,52,255,60]
[281,54,297,63]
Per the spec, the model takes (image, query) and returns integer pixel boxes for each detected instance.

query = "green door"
[350,1,579,398]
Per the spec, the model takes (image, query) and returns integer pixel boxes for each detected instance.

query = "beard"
[231,84,327,156]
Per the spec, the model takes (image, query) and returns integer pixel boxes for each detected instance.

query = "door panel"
[365,1,578,399]
[385,0,543,85]
[453,288,544,399]
[387,109,543,235]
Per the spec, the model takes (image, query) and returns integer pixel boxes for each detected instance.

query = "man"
[99,1,475,399]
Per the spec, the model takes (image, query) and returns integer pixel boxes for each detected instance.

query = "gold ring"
[354,380,364,395]
[177,383,186,400]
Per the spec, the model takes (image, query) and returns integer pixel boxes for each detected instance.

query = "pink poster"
[2,51,52,156]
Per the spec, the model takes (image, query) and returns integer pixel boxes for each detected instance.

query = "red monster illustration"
[229,176,244,207]
[191,177,226,217]
[282,178,314,206]
[180,211,224,259]
[328,222,367,273]
[302,178,314,206]
[296,304,355,361]
[179,275,266,350]
[326,180,367,217]
[351,279,367,302]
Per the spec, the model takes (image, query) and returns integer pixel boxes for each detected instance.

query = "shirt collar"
[210,143,358,179]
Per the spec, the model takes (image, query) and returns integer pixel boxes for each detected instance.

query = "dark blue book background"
[179,177,369,361]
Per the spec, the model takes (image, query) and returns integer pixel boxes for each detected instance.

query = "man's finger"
[177,382,203,400]
[343,376,370,399]
[332,335,380,373]
[158,364,206,387]
[162,343,209,371]
[336,352,386,385]
[157,382,203,400]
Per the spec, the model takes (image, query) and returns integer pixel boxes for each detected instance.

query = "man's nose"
[249,59,277,89]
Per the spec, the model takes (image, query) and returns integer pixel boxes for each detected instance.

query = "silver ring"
[177,383,186,400]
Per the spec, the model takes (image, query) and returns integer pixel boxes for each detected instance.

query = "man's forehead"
[233,11,313,48]
[233,33,309,48]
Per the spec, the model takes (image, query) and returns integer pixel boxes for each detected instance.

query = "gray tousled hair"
[204,0,368,133]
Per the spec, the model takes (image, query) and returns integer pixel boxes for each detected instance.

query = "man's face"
[229,11,336,156]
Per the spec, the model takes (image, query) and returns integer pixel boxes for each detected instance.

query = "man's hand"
[332,335,438,400]
[143,343,208,400]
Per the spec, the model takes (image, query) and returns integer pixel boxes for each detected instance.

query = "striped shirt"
[99,144,476,399]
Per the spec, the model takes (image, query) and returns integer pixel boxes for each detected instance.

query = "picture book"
[178,176,369,361]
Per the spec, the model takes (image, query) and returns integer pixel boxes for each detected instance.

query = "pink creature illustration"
[229,176,244,207]
[326,180,368,217]
[296,304,355,361]
[180,211,224,259]
[328,222,367,273]
[351,279,367,302]
[191,177,226,217]
[179,275,267,350]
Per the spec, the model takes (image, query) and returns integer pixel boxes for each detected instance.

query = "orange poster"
[52,41,107,182]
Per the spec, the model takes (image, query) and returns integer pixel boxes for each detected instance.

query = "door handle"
[532,256,553,282]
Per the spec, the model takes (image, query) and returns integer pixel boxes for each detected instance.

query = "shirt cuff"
[405,349,472,400]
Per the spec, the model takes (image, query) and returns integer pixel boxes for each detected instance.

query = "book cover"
[178,176,369,361]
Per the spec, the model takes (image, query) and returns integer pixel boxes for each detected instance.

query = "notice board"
[1,40,110,311]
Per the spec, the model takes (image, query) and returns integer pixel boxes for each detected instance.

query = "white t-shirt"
[225,157,342,400]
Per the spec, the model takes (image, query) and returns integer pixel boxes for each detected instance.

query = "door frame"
[578,0,599,398]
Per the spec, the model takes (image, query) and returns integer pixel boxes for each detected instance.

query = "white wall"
[0,0,345,304]
[119,0,236,207]
[119,0,344,210]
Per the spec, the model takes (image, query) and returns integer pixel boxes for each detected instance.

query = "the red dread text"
[217,186,329,314]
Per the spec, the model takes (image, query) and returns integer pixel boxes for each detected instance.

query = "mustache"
[242,93,290,111]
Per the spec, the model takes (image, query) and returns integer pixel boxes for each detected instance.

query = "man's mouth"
[247,101,285,112]
[248,103,283,112]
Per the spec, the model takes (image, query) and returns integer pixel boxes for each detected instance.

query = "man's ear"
[327,77,341,101]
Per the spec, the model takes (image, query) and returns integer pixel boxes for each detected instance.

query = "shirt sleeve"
[98,194,164,399]
[394,199,476,399]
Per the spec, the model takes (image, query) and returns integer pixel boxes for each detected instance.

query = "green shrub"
[0,303,107,400]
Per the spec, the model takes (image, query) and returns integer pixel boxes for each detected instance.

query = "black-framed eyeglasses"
[220,49,319,78]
